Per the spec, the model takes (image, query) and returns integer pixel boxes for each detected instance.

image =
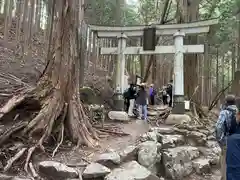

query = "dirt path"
[50,119,150,165]
[95,120,150,152]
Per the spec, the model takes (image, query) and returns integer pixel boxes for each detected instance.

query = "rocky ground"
[0,106,221,180]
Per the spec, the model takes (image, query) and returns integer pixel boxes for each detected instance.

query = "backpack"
[162,89,167,95]
[123,90,129,99]
[215,108,237,146]
[166,84,172,94]
[224,107,237,136]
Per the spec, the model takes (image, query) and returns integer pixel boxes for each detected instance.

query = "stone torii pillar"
[114,33,127,111]
[172,31,185,114]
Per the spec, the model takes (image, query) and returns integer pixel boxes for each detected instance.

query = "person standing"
[123,89,130,112]
[215,95,238,180]
[226,97,240,180]
[162,86,168,105]
[136,83,148,121]
[127,83,136,117]
[166,80,173,107]
[149,84,156,105]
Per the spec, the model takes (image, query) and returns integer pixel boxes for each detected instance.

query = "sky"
[126,0,138,5]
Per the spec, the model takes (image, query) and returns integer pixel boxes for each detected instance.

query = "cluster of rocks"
[3,122,218,180]
[0,113,221,180]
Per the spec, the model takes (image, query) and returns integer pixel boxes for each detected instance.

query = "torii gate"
[89,19,218,114]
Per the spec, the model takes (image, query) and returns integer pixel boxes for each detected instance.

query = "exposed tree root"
[0,93,27,119]
[24,146,36,174]
[0,86,98,173]
[29,162,38,178]
[3,147,27,172]
[98,129,130,136]
[0,121,28,146]
[52,121,64,157]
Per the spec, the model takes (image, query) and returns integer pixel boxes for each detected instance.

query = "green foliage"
[85,0,140,25]
[84,0,239,86]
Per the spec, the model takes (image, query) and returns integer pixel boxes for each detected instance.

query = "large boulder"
[38,161,78,179]
[96,152,121,168]
[105,161,160,180]
[83,162,111,179]
[165,114,191,125]
[162,146,200,179]
[162,135,185,149]
[138,141,162,174]
[108,111,129,121]
[119,145,138,162]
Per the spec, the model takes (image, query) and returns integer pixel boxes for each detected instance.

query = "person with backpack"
[226,97,240,180]
[215,95,238,180]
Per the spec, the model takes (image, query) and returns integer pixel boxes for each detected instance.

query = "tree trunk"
[3,0,9,41]
[178,0,200,101]
[216,48,220,102]
[203,36,209,105]
[152,56,157,84]
[34,0,41,32]
[15,0,22,42]
[232,14,240,96]
[0,0,97,172]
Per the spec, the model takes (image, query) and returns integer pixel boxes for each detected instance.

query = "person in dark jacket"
[166,80,173,107]
[162,86,168,105]
[127,83,136,116]
[215,95,237,180]
[149,84,156,105]
[136,83,148,121]
[226,97,240,180]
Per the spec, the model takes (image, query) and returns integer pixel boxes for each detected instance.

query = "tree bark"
[15,0,22,42]
[3,0,9,41]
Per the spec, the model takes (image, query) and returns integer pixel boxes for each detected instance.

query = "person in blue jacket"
[226,97,240,180]
[215,95,237,180]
